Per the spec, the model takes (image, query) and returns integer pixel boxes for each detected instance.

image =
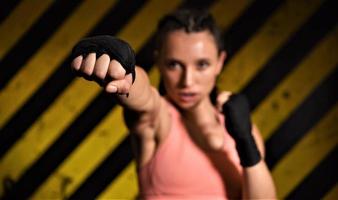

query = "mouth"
[178,92,198,103]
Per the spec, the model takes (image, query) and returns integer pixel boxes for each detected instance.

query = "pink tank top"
[138,100,243,200]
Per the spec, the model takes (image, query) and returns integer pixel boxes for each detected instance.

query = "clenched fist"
[70,35,136,94]
[222,93,261,167]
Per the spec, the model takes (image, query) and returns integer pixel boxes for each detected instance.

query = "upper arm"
[123,90,170,140]
[123,87,162,133]
[123,94,171,167]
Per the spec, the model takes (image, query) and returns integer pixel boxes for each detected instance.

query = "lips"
[178,92,197,103]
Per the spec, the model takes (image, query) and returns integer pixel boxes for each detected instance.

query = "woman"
[71,9,276,200]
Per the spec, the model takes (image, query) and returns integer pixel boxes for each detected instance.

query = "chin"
[176,103,195,110]
[166,94,203,110]
[172,99,200,111]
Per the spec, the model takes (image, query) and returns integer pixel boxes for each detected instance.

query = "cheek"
[198,70,218,91]
[161,71,179,90]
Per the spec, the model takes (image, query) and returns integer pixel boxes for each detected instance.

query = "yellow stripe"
[148,66,161,87]
[0,0,117,195]
[253,27,338,140]
[210,0,252,32]
[29,1,181,198]
[34,106,127,199]
[273,103,338,198]
[0,79,99,195]
[323,184,338,200]
[0,0,53,59]
[217,0,324,91]
[0,0,114,128]
[97,162,138,199]
[101,1,253,197]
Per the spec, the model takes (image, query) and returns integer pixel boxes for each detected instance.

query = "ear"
[216,51,226,75]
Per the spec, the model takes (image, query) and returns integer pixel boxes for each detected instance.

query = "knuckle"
[121,80,131,93]
[94,66,107,80]
[114,81,128,94]
[98,53,110,60]
[108,70,119,79]
[82,66,93,76]
[125,73,133,84]
[94,56,109,79]
[108,68,124,79]
[71,56,83,71]
[71,63,79,71]
[94,68,106,80]
[118,88,128,95]
[108,60,126,79]
[83,53,96,64]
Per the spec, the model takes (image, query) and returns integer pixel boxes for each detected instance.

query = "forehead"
[160,30,218,57]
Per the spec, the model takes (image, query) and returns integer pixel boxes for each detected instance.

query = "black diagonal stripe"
[222,0,283,63]
[242,0,338,110]
[286,147,338,199]
[69,136,133,200]
[1,93,117,200]
[266,67,338,169]
[0,0,20,24]
[0,0,81,90]
[0,0,146,159]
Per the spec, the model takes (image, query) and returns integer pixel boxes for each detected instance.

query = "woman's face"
[157,30,225,110]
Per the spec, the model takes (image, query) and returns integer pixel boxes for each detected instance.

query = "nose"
[181,67,194,87]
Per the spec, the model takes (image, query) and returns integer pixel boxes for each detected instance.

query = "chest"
[143,117,243,196]
[183,119,226,151]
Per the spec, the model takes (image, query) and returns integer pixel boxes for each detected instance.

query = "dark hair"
[155,9,224,53]
[156,9,223,105]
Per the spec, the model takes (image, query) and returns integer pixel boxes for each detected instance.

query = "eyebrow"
[164,58,185,66]
[196,58,211,63]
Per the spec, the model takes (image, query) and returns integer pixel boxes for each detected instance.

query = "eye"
[196,60,210,70]
[166,60,182,70]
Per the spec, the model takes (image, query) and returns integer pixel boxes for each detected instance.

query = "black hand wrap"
[71,35,136,83]
[222,94,261,167]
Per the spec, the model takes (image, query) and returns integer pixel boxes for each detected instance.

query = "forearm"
[242,160,277,199]
[114,66,159,112]
[221,94,277,199]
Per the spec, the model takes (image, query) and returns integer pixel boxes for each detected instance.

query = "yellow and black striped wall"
[0,0,337,199]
